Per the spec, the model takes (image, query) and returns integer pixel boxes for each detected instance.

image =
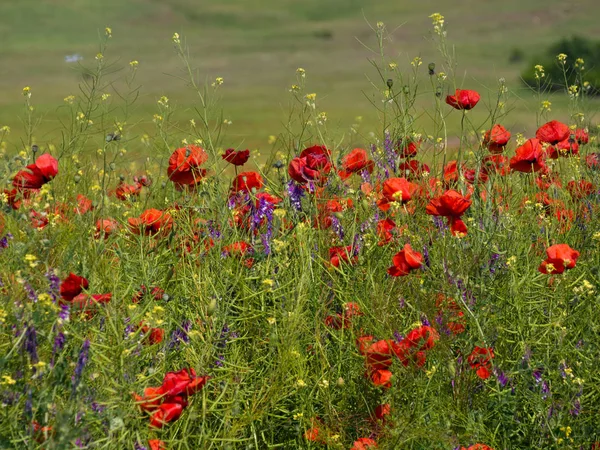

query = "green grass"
[1,0,599,150]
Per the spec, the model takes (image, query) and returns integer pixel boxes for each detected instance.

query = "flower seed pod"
[428,63,436,75]
[386,78,393,89]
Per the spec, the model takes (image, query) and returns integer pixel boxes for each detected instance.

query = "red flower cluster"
[483,124,511,153]
[358,325,439,388]
[467,346,495,379]
[339,148,374,180]
[128,209,173,236]
[13,154,59,192]
[325,302,363,330]
[59,273,111,316]
[329,245,358,268]
[426,189,472,236]
[538,244,580,275]
[134,368,209,428]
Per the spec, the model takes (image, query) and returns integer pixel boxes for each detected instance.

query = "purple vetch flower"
[287,180,304,211]
[432,216,447,234]
[24,283,38,302]
[570,399,581,417]
[134,444,148,450]
[533,368,543,383]
[0,233,13,250]
[23,324,39,365]
[421,315,431,327]
[91,402,106,414]
[330,216,344,240]
[351,233,363,256]
[423,245,430,268]
[393,331,403,343]
[398,297,406,309]
[541,381,551,400]
[50,332,66,368]
[24,387,32,418]
[214,354,225,368]
[72,339,91,394]
[58,304,70,322]
[488,253,501,274]
[359,168,372,184]
[45,269,60,301]
[169,320,192,349]
[494,368,509,388]
[206,220,222,240]
[383,131,397,174]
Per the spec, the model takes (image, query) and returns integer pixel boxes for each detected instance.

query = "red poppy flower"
[341,148,372,172]
[30,210,49,229]
[509,138,545,173]
[74,194,93,214]
[567,180,595,199]
[161,368,209,398]
[230,171,264,195]
[150,402,184,428]
[445,89,480,110]
[223,241,252,257]
[222,148,250,166]
[575,128,589,144]
[365,339,395,370]
[329,246,358,268]
[114,181,143,200]
[397,138,420,158]
[70,293,112,311]
[140,323,165,345]
[467,346,495,380]
[167,145,209,189]
[387,244,422,277]
[535,120,570,144]
[538,244,579,274]
[546,138,579,159]
[426,190,472,236]
[60,273,89,301]
[398,160,430,180]
[288,145,333,184]
[356,335,375,355]
[94,218,119,239]
[134,386,165,412]
[351,437,378,449]
[13,154,59,191]
[128,209,173,236]
[461,445,495,450]
[404,326,439,351]
[132,285,165,303]
[149,440,166,450]
[586,153,600,169]
[369,369,392,389]
[377,177,419,211]
[2,189,22,210]
[483,124,511,153]
[443,160,461,186]
[482,154,510,176]
[374,403,391,421]
[377,218,396,246]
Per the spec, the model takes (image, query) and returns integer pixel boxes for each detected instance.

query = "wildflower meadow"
[1,12,600,450]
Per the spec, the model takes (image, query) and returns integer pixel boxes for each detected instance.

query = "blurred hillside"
[0,0,599,149]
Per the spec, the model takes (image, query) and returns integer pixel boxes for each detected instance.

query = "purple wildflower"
[570,399,581,417]
[169,320,192,349]
[72,339,91,394]
[59,304,70,322]
[495,368,509,388]
[330,215,344,240]
[423,245,430,268]
[287,180,304,211]
[24,283,38,302]
[50,332,66,368]
[23,324,39,365]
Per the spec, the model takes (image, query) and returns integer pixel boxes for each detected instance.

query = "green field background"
[1,0,599,150]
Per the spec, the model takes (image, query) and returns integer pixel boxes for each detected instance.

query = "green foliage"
[522,35,600,94]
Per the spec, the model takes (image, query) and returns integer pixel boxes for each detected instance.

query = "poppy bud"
[162,293,170,302]
[386,79,393,89]
[403,85,410,94]
[109,162,116,171]
[207,298,217,316]
[435,87,442,98]
[31,144,39,153]
[74,175,81,184]
[337,377,345,386]
[428,63,435,75]
[119,175,125,182]
[273,160,284,169]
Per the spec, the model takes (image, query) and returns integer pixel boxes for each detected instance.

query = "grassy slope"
[0,0,599,149]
